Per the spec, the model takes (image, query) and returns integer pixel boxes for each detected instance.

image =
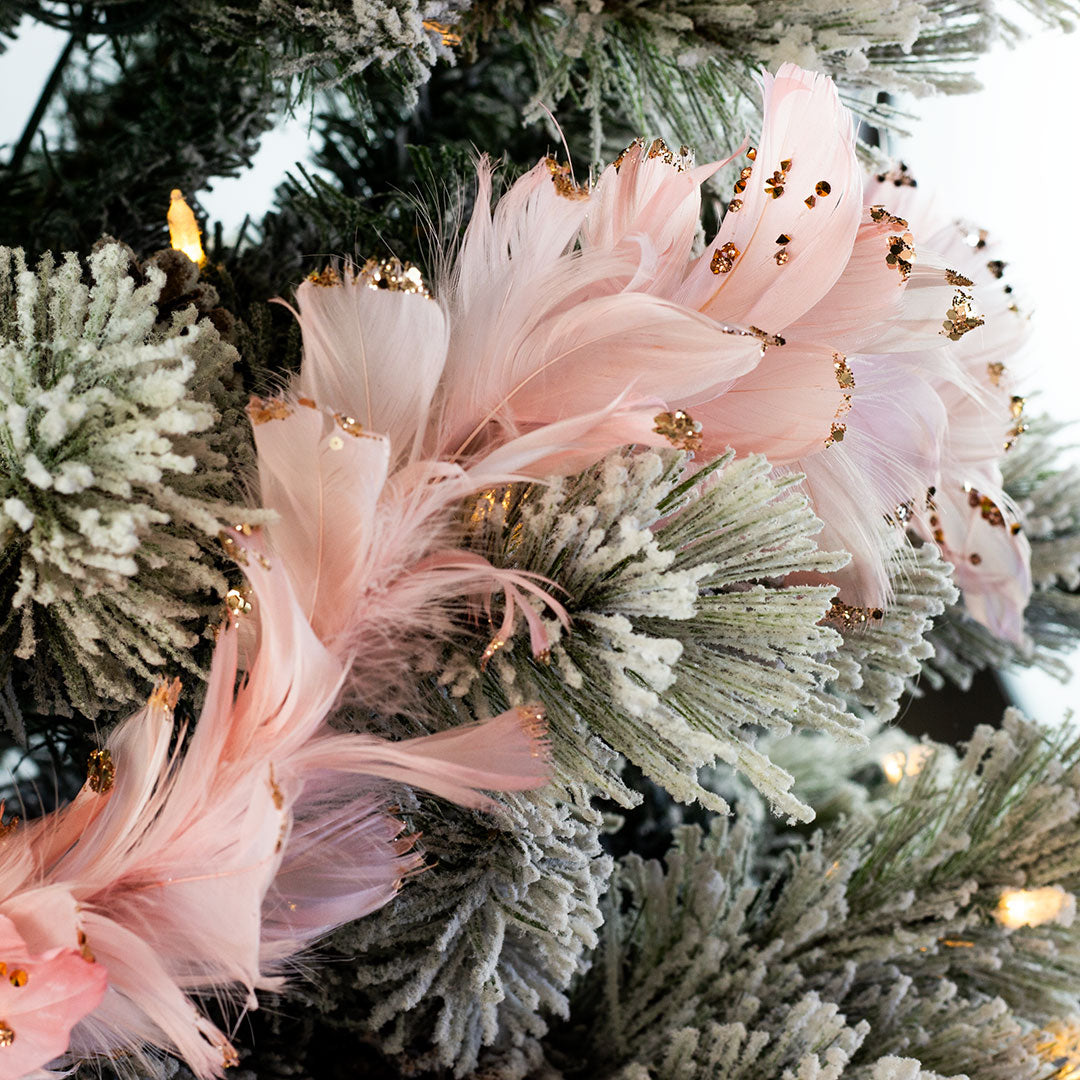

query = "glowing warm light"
[997,884,1075,929]
[881,745,933,784]
[167,189,206,267]
[422,19,462,46]
[1034,1021,1080,1079]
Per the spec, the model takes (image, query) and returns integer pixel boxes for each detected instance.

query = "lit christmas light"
[997,885,1075,930]
[167,189,206,267]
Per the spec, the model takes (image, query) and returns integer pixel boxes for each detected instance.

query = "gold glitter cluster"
[885,232,916,281]
[306,266,341,288]
[653,410,703,452]
[869,204,908,229]
[747,326,786,348]
[941,290,984,341]
[358,256,430,295]
[732,146,755,196]
[944,268,974,287]
[1005,395,1027,451]
[148,676,182,712]
[764,158,792,199]
[966,486,1022,535]
[710,242,740,275]
[824,598,883,630]
[545,157,589,201]
[646,138,692,170]
[87,748,115,794]
[825,353,855,449]
[247,395,293,425]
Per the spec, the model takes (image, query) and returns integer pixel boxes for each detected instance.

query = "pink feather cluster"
[0,61,1033,1079]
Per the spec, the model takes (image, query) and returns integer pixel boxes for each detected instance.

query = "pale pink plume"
[0,914,105,1080]
[0,529,550,1078]
[249,396,569,697]
[677,63,862,333]
[433,154,762,463]
[292,264,449,468]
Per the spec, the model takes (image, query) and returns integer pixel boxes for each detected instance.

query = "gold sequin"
[247,396,292,425]
[611,137,644,171]
[746,147,757,161]
[653,410,703,452]
[8,970,27,988]
[359,255,431,293]
[833,354,855,390]
[967,488,1006,527]
[306,267,340,287]
[780,158,792,172]
[986,259,1007,279]
[746,326,786,348]
[78,930,95,964]
[225,587,252,621]
[970,553,982,565]
[545,157,589,201]
[825,421,846,448]
[710,242,741,274]
[0,1021,13,1047]
[886,233,916,281]
[804,195,816,209]
[824,598,883,630]
[944,268,974,287]
[941,290,984,340]
[217,530,248,566]
[987,361,1005,386]
[775,234,791,245]
[733,179,747,195]
[774,248,789,265]
[87,748,115,794]
[739,166,753,181]
[148,677,182,713]
[480,638,505,671]
[335,414,365,438]
[764,167,785,198]
[869,205,908,228]
[727,199,743,213]
[815,180,832,197]
[268,764,284,811]
[1005,395,1027,450]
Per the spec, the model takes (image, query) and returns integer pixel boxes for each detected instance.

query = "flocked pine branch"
[445,449,856,822]
[0,242,256,723]
[825,539,959,722]
[463,0,1080,160]
[318,782,612,1079]
[926,416,1080,690]
[552,709,1080,1080]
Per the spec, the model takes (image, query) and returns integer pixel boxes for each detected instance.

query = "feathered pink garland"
[0,61,1035,1079]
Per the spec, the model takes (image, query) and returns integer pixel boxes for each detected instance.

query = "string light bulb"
[881,745,932,784]
[1034,1021,1080,1079]
[996,884,1075,929]
[167,189,206,267]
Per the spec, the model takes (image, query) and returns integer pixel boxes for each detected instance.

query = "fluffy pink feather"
[0,530,550,1079]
